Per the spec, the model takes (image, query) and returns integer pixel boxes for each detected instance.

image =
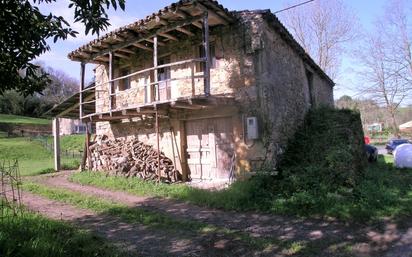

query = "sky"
[36,0,388,99]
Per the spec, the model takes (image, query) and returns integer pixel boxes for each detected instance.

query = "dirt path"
[16,188,261,257]
[27,171,412,257]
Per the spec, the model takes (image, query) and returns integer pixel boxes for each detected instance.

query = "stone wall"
[232,11,334,170]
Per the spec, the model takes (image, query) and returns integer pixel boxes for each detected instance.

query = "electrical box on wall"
[246,117,259,140]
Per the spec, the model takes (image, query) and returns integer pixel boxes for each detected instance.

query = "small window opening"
[196,43,216,72]
[119,69,131,91]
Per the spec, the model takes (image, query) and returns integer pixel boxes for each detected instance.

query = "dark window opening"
[156,56,171,101]
[119,69,131,91]
[196,43,216,72]
[306,70,314,106]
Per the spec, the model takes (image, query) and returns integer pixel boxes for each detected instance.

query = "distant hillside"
[0,114,50,125]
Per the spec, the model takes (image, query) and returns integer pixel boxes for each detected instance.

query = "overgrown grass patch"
[0,205,126,257]
[0,137,80,176]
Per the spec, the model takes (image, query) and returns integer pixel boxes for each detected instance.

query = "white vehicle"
[394,143,412,169]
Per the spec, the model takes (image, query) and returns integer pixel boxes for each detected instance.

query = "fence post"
[53,118,61,171]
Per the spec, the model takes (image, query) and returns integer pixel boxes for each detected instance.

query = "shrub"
[279,106,366,190]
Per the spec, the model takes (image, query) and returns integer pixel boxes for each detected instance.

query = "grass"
[70,155,412,223]
[0,114,50,125]
[0,137,80,176]
[0,205,128,257]
[60,135,85,151]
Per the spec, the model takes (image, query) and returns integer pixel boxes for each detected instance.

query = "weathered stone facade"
[92,10,334,180]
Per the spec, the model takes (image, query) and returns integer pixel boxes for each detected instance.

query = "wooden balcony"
[79,57,235,122]
[70,1,236,122]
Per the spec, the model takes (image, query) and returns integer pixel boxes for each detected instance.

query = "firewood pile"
[87,136,182,183]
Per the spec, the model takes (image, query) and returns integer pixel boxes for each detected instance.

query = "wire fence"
[27,136,83,159]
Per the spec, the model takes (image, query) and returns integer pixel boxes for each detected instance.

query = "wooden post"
[153,36,158,102]
[202,11,210,96]
[109,51,114,111]
[79,62,85,119]
[53,118,61,171]
[179,120,189,181]
[85,122,91,169]
[155,110,161,182]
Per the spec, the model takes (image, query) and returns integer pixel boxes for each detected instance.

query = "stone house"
[67,0,334,181]
[58,118,90,135]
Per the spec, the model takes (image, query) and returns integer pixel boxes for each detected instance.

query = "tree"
[41,65,78,104]
[380,0,412,88]
[279,0,357,80]
[0,0,125,96]
[0,64,80,117]
[355,0,412,134]
[356,35,408,134]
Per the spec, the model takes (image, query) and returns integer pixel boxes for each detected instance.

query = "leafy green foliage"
[0,0,125,95]
[0,205,126,257]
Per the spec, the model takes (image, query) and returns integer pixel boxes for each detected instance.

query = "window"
[196,43,216,72]
[306,70,314,106]
[75,125,86,134]
[119,68,131,91]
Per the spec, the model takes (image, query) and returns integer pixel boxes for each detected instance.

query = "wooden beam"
[132,42,153,52]
[88,46,101,52]
[195,2,234,23]
[202,12,210,96]
[155,16,168,25]
[88,14,204,61]
[146,38,165,46]
[114,52,130,59]
[57,94,94,118]
[176,27,195,36]
[79,62,85,118]
[179,120,188,181]
[118,48,135,54]
[174,9,188,19]
[171,101,203,109]
[53,118,61,171]
[109,51,114,112]
[153,36,158,102]
[158,32,178,41]
[96,42,110,48]
[192,21,203,29]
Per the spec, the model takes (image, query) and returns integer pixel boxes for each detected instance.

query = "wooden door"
[185,117,234,180]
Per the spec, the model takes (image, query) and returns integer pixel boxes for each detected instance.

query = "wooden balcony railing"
[79,57,207,119]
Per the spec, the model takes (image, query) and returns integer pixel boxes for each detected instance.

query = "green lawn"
[0,137,80,176]
[0,114,50,125]
[70,155,412,223]
[0,204,127,257]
